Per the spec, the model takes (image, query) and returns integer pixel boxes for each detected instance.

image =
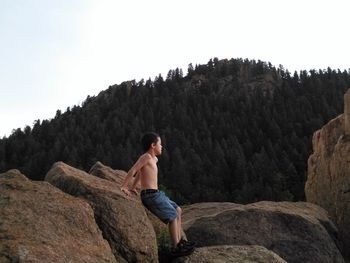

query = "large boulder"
[345,88,350,134]
[45,162,158,263]
[0,169,116,263]
[182,202,344,263]
[89,161,129,186]
[305,89,350,259]
[173,245,287,263]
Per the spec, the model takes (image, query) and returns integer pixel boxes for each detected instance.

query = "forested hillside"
[1,58,349,204]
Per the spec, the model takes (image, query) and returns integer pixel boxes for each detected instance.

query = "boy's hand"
[130,188,139,196]
[120,186,131,196]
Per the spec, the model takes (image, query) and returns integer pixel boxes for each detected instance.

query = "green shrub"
[157,227,172,262]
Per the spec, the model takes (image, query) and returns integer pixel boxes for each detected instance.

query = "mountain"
[0,58,349,204]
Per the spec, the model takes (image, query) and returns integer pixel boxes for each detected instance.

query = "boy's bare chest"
[142,161,158,175]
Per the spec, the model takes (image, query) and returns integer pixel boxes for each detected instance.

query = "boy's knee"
[176,207,182,216]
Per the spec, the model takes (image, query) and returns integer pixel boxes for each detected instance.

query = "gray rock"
[173,245,287,263]
[182,202,344,263]
[0,169,117,263]
[306,89,350,260]
[45,162,158,263]
[89,161,128,185]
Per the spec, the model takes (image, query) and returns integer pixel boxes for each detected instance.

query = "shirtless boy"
[120,132,195,257]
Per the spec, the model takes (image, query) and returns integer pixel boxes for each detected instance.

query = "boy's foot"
[179,238,196,248]
[170,242,194,258]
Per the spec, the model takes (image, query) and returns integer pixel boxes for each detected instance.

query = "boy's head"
[141,132,161,153]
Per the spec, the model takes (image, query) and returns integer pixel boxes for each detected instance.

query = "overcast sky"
[1,0,349,137]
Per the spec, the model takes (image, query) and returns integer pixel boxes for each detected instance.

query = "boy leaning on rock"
[120,132,195,257]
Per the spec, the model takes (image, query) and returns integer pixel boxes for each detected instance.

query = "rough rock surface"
[182,202,344,263]
[305,89,350,259]
[345,88,350,134]
[173,245,287,263]
[0,169,116,263]
[89,161,129,185]
[45,162,158,263]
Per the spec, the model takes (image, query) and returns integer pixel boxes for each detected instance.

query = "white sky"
[0,0,349,138]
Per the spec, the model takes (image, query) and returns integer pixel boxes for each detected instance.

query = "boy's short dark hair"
[141,132,160,152]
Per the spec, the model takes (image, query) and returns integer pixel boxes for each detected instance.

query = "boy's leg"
[169,217,194,257]
[168,219,179,247]
[175,206,196,248]
[176,207,182,241]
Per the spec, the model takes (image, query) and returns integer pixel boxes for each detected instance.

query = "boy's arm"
[130,171,141,195]
[120,154,150,195]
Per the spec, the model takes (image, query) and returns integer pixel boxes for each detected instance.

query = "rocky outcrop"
[305,89,350,259]
[345,89,350,134]
[89,161,128,185]
[173,245,287,263]
[0,169,116,263]
[2,160,347,263]
[182,202,344,263]
[45,162,158,263]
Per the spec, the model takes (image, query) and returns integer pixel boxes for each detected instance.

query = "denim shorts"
[141,190,178,224]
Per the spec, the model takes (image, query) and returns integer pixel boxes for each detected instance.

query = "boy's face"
[153,137,162,156]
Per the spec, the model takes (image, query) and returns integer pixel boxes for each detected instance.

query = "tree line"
[1,58,349,204]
